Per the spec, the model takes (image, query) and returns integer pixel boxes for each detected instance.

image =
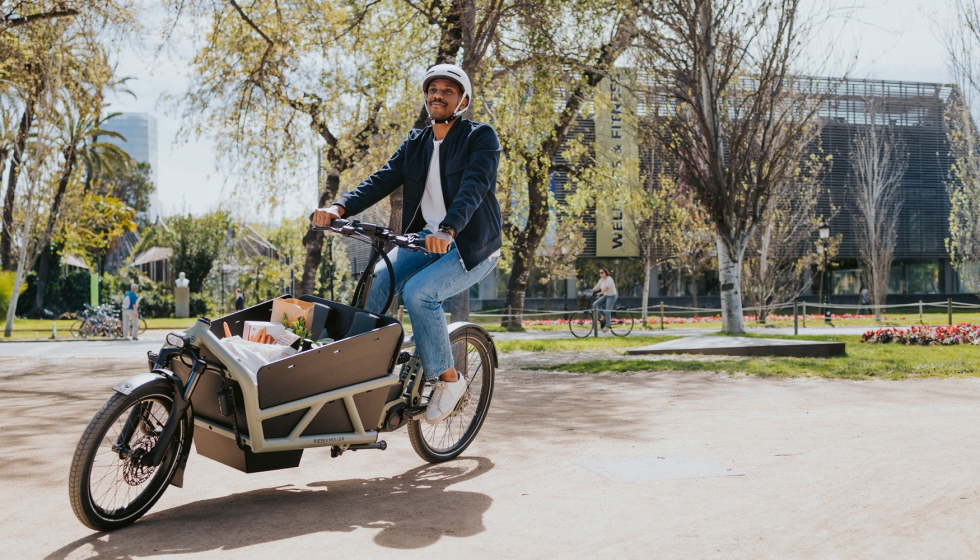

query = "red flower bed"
[519,313,889,326]
[861,324,980,345]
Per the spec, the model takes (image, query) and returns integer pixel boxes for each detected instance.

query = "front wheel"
[71,320,89,339]
[568,310,595,338]
[139,318,148,334]
[408,328,495,462]
[68,380,187,531]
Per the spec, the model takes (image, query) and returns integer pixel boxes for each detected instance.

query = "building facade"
[550,77,970,300]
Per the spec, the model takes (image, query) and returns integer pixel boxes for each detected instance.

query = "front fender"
[112,370,175,396]
[447,321,498,368]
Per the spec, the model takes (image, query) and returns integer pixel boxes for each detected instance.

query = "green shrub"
[62,272,93,314]
[0,271,27,317]
[139,291,174,318]
[190,294,212,317]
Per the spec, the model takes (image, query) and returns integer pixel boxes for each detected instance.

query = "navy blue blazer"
[336,118,503,270]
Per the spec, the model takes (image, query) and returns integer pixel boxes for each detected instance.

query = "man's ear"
[460,95,470,110]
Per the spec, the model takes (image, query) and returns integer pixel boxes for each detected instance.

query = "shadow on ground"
[48,457,493,558]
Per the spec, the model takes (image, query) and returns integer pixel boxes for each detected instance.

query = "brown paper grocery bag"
[271,297,316,329]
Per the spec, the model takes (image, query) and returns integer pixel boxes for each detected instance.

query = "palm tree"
[29,101,133,316]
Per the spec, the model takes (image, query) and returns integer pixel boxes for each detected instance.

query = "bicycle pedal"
[396,351,412,364]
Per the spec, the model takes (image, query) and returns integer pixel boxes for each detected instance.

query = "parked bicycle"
[68,219,497,531]
[568,291,634,338]
[70,304,147,339]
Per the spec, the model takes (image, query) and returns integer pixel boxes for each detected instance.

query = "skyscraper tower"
[100,112,161,218]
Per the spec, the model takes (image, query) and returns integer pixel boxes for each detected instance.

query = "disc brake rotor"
[122,434,157,486]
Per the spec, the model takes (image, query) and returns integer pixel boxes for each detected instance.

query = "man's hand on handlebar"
[425,230,453,254]
[312,204,344,228]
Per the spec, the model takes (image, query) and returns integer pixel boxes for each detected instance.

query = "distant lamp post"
[818,220,832,324]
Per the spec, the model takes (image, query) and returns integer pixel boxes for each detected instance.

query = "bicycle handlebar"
[312,218,427,252]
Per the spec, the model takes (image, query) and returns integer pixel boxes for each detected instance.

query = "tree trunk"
[299,171,341,295]
[2,102,35,271]
[30,147,76,317]
[502,171,549,329]
[451,290,469,322]
[716,236,745,334]
[691,275,699,318]
[30,243,51,318]
[641,263,651,325]
[502,248,530,330]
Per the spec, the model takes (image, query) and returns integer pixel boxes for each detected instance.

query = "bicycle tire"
[68,380,187,531]
[609,310,634,337]
[407,328,495,463]
[70,321,83,338]
[568,310,595,338]
[139,319,148,335]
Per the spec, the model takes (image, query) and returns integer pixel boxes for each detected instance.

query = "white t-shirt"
[421,139,447,233]
[593,276,617,297]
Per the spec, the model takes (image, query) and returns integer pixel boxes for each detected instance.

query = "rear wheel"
[568,310,595,338]
[609,310,634,337]
[69,380,187,531]
[408,328,495,462]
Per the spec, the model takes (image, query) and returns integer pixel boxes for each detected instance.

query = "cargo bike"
[68,219,497,531]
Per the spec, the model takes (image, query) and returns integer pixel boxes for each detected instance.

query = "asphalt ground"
[3,345,980,558]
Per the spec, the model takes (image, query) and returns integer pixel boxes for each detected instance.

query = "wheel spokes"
[420,339,487,454]
[88,398,173,516]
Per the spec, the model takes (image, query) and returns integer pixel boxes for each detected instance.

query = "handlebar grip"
[331,218,351,228]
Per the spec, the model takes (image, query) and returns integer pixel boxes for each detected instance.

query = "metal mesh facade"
[814,80,954,260]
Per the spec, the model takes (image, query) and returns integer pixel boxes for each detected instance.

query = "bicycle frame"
[112,219,492,473]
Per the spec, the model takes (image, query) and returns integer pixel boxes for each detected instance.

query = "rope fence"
[395,297,980,331]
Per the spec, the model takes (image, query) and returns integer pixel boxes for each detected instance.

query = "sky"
[105,0,956,218]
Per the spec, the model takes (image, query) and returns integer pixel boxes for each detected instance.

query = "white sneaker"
[425,376,467,424]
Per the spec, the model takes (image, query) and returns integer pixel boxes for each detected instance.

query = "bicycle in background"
[71,304,147,338]
[568,291,634,338]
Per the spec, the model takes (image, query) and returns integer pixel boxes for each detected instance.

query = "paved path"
[3,354,980,557]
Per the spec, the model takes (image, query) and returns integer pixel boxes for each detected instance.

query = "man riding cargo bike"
[68,64,503,531]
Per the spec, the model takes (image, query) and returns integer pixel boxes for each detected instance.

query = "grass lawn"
[528,334,980,380]
[0,317,198,340]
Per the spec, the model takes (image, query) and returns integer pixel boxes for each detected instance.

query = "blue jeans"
[366,236,497,380]
[593,295,617,328]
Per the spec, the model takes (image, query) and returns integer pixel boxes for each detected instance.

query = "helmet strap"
[425,95,468,125]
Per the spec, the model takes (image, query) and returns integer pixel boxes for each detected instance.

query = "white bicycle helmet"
[422,64,472,123]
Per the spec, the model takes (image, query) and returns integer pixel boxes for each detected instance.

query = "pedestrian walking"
[122,283,140,341]
[592,268,618,332]
[234,288,245,311]
[858,285,870,316]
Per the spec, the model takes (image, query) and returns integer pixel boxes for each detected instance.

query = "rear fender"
[447,321,498,368]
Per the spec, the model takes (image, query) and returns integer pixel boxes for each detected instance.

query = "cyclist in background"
[592,268,618,333]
